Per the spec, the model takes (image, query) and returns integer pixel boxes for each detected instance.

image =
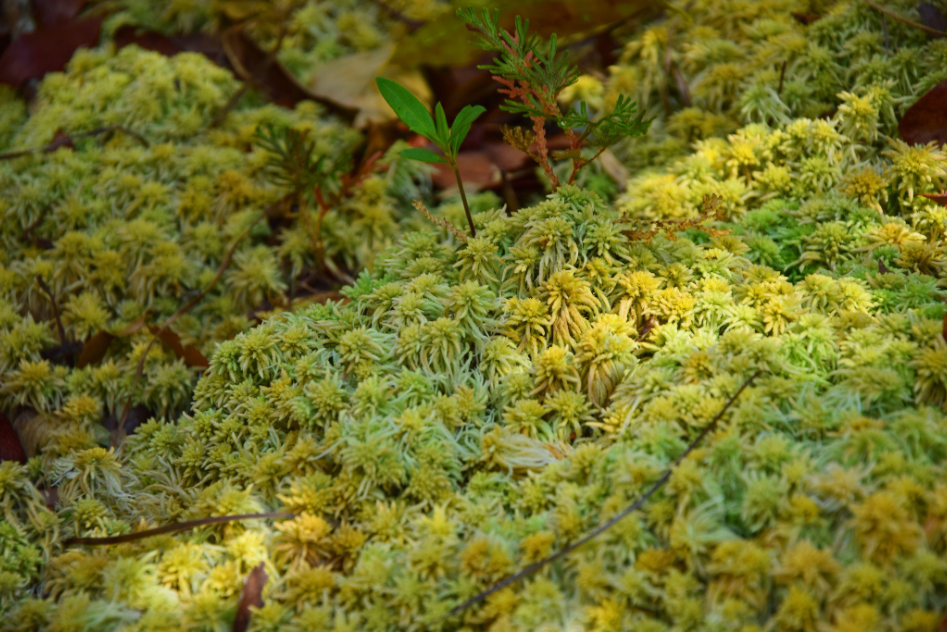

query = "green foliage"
[253,124,349,195]
[376,77,486,164]
[459,6,653,188]
[459,9,579,118]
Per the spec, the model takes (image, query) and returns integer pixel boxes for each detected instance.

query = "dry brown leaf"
[232,562,267,632]
[309,42,431,128]
[0,413,26,463]
[900,78,947,147]
[0,15,103,87]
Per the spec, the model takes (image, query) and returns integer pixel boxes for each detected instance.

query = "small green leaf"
[434,102,450,149]
[400,147,447,163]
[376,77,436,139]
[449,104,486,156]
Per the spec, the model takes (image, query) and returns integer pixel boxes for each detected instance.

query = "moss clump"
[0,42,455,458]
[4,181,942,629]
[4,0,947,629]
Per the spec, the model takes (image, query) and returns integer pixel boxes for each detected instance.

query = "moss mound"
[3,0,947,630]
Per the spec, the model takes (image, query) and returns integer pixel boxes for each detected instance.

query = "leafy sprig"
[459,7,653,190]
[254,124,347,195]
[376,77,484,237]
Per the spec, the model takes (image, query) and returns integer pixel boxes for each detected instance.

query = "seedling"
[376,77,485,236]
[460,8,653,190]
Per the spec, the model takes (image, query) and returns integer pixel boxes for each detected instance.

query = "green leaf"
[376,77,436,139]
[434,102,450,149]
[400,147,448,163]
[449,104,486,156]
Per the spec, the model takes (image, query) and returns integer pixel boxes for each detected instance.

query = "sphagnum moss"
[4,0,947,630]
[5,176,944,628]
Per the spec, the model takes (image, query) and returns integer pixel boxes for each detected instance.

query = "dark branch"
[446,370,762,619]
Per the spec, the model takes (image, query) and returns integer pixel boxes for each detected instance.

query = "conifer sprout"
[4,0,947,630]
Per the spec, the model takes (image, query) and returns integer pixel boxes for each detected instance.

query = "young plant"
[376,77,485,237]
[459,8,652,190]
[254,125,379,268]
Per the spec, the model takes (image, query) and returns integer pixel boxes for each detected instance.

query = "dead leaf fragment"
[922,191,947,206]
[32,0,86,28]
[232,562,267,632]
[309,42,431,128]
[0,15,103,87]
[76,314,148,368]
[0,413,27,463]
[432,152,501,191]
[918,2,947,33]
[148,325,209,369]
[900,78,947,147]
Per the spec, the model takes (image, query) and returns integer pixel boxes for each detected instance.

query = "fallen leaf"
[148,325,209,369]
[232,562,267,632]
[102,404,152,436]
[114,25,194,58]
[39,487,58,509]
[76,314,149,368]
[39,340,83,366]
[918,2,947,33]
[0,413,27,463]
[922,191,947,206]
[791,12,822,25]
[310,42,431,128]
[32,0,86,27]
[900,78,947,147]
[432,151,501,190]
[482,141,530,172]
[76,331,114,368]
[222,27,357,120]
[0,15,103,87]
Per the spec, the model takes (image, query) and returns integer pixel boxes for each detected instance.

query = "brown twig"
[211,84,250,129]
[0,126,149,161]
[446,370,761,619]
[35,276,66,345]
[64,512,297,546]
[112,200,284,445]
[881,14,890,52]
[864,0,946,37]
[212,21,289,128]
[22,206,50,242]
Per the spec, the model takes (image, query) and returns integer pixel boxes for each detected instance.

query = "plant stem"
[451,161,476,237]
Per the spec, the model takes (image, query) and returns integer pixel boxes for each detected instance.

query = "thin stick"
[0,126,149,161]
[777,60,787,97]
[112,202,281,445]
[446,370,761,619]
[64,512,296,546]
[35,276,66,345]
[881,14,890,53]
[212,21,289,129]
[864,0,946,38]
[22,206,50,242]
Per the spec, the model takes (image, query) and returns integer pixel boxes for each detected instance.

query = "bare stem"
[451,161,477,237]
